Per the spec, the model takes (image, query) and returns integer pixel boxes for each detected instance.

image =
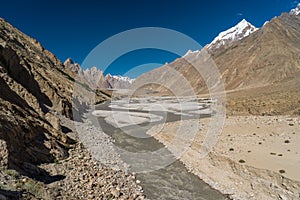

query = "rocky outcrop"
[0,17,99,178]
[64,58,134,90]
[0,139,8,168]
[0,141,146,200]
[0,17,145,199]
[0,98,71,177]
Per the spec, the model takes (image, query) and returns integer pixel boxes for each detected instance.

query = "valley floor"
[147,115,300,199]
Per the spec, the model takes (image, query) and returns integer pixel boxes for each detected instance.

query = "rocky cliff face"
[0,18,146,199]
[0,18,101,178]
[64,58,134,90]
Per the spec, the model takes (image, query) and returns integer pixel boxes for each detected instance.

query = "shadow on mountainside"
[0,46,53,113]
[0,188,23,200]
[0,77,68,184]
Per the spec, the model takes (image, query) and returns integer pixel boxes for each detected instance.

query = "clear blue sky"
[0,0,298,77]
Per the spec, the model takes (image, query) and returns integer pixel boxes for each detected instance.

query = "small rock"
[111,189,120,198]
[0,194,7,200]
[278,194,288,200]
[129,194,137,200]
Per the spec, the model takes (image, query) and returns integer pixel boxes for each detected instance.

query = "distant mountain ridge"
[64,58,134,89]
[132,6,300,115]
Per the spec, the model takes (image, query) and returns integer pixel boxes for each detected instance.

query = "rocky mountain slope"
[132,10,300,115]
[64,58,134,90]
[0,18,146,199]
[0,17,78,178]
[212,13,300,89]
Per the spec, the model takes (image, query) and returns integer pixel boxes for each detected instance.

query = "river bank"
[147,115,300,199]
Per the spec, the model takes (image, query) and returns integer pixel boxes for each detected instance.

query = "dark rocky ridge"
[0,17,78,178]
[0,16,108,195]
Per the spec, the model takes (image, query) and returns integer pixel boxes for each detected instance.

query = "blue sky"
[0,0,298,77]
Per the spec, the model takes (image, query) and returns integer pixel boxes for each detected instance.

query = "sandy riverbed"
[147,115,300,199]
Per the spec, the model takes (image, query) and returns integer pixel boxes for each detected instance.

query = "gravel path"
[60,113,130,172]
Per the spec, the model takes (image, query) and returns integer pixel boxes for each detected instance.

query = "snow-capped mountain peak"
[183,49,200,58]
[105,74,135,84]
[290,3,300,15]
[207,19,258,51]
[64,59,134,89]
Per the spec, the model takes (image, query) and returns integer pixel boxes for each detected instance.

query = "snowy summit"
[207,19,258,51]
[105,74,135,84]
[290,3,300,15]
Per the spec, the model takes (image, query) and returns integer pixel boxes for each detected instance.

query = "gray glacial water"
[95,99,226,200]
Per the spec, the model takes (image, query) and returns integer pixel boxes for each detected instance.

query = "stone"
[0,194,7,200]
[45,113,61,131]
[111,189,120,198]
[0,140,8,168]
[129,194,137,200]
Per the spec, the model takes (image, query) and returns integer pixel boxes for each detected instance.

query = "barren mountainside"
[132,12,300,115]
[213,13,300,89]
[0,18,107,179]
[0,4,300,199]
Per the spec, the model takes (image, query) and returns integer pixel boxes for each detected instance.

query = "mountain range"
[0,3,300,199]
[132,6,300,115]
[64,58,134,90]
[63,17,262,92]
[63,18,259,91]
